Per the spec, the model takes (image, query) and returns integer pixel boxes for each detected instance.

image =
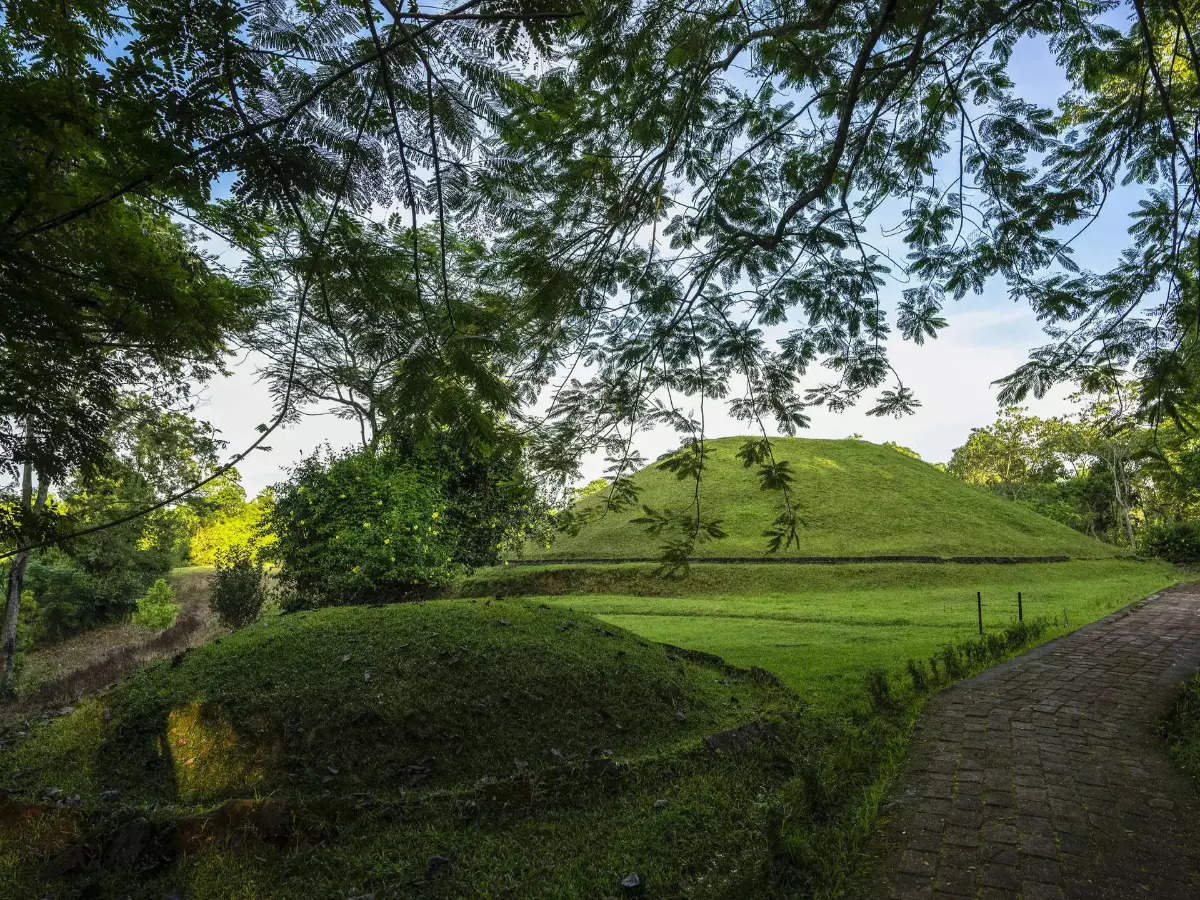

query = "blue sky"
[186,14,1149,493]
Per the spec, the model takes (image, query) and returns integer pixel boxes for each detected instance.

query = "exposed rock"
[494,619,511,627]
[653,799,670,810]
[426,854,452,879]
[620,872,644,895]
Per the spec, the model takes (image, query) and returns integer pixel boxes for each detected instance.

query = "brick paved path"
[867,584,1200,899]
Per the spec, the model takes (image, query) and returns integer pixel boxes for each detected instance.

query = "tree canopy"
[2,0,1198,570]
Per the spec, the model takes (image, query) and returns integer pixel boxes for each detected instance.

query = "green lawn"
[3,559,1180,898]
[534,436,1121,559]
[473,559,1180,709]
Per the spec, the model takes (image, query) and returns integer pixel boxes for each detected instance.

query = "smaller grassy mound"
[0,600,782,807]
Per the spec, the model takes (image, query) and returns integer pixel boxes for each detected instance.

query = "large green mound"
[0,599,782,807]
[534,437,1119,559]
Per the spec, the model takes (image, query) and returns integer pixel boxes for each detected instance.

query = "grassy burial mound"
[534,437,1121,560]
[0,600,796,897]
[0,601,785,805]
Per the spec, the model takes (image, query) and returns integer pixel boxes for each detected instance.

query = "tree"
[469,0,1200,552]
[1,402,225,685]
[391,426,548,568]
[998,0,1200,426]
[0,8,262,686]
[1066,391,1148,547]
[251,216,538,449]
[946,388,1185,547]
[6,0,1200,570]
[946,408,1069,501]
[188,483,276,567]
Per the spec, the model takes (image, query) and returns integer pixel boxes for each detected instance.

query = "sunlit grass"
[532,436,1121,559]
[488,558,1180,708]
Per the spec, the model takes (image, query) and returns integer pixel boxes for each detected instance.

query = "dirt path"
[3,569,221,717]
[866,583,1200,899]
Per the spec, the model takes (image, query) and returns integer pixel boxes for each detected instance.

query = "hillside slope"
[534,437,1120,559]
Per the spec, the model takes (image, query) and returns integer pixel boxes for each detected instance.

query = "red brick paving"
[867,584,1200,899]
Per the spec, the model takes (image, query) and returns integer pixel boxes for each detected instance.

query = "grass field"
[0,438,1183,898]
[535,437,1121,559]
[463,559,1181,709]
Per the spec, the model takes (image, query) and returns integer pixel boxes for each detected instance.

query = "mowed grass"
[464,559,1180,709]
[534,436,1120,559]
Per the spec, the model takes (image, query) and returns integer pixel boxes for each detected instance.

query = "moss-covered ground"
[0,599,806,898]
[0,508,1181,897]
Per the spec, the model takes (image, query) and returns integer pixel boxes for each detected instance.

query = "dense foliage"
[19,551,148,643]
[211,546,268,629]
[131,578,179,630]
[395,429,550,568]
[1164,668,1200,784]
[1139,521,1200,562]
[0,404,230,662]
[269,433,545,607]
[186,476,275,566]
[268,447,459,607]
[948,391,1200,551]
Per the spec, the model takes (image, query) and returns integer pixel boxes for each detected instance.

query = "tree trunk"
[1106,448,1136,548]
[1,548,31,691]
[0,425,47,692]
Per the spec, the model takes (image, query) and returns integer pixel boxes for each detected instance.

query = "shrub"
[267,447,461,608]
[864,667,897,712]
[390,429,548,569]
[1138,521,1200,563]
[131,578,179,629]
[906,659,929,693]
[21,553,118,642]
[211,546,266,628]
[939,645,966,680]
[1163,670,1200,783]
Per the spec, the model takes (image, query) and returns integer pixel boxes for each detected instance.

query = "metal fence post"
[977,591,983,635]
